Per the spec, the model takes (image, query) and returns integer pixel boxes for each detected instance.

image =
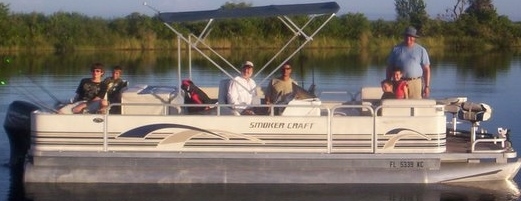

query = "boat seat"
[436,97,467,114]
[199,87,219,100]
[458,102,492,122]
[359,87,382,115]
[218,79,231,104]
[121,85,178,115]
[360,87,383,105]
[216,79,240,115]
[281,98,322,116]
[380,99,438,116]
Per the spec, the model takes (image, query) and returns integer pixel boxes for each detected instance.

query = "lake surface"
[1,49,521,200]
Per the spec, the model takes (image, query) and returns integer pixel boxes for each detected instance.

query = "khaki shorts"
[406,78,422,99]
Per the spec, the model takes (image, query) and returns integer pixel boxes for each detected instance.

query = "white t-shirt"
[227,76,257,111]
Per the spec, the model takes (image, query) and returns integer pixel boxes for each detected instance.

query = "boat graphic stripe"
[118,123,223,138]
[385,128,431,139]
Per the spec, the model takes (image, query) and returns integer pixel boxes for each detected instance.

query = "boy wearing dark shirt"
[72,63,108,114]
[103,65,128,114]
[381,79,395,100]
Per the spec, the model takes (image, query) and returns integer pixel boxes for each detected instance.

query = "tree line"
[0,0,520,53]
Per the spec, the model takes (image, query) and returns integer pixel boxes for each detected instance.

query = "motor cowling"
[3,101,40,168]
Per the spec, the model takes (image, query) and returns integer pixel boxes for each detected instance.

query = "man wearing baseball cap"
[227,61,257,115]
[386,26,431,99]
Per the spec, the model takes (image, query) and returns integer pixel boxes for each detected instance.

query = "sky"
[2,0,521,21]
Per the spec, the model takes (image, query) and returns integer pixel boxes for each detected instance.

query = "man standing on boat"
[386,26,431,99]
[227,61,257,115]
[265,63,297,115]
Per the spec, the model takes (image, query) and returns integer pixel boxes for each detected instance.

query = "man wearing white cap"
[227,61,257,115]
[386,26,431,99]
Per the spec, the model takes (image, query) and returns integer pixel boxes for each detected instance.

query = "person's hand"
[423,86,430,98]
[241,109,255,115]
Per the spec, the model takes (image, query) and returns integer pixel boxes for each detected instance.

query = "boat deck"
[446,131,511,154]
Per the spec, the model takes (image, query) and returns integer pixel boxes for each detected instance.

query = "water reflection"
[23,181,520,201]
[1,48,518,79]
[7,165,26,201]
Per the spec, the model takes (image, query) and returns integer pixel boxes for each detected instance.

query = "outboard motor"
[3,101,40,168]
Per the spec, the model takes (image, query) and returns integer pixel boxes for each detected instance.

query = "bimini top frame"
[147,2,339,90]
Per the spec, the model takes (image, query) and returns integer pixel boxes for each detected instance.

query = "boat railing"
[91,101,445,153]
[31,97,512,154]
[331,102,447,154]
[111,101,324,116]
[28,99,457,153]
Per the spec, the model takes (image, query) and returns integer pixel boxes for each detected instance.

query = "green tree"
[337,13,370,39]
[0,3,12,46]
[465,0,498,22]
[370,19,399,39]
[438,0,469,21]
[125,12,157,49]
[394,0,429,29]
[220,2,252,9]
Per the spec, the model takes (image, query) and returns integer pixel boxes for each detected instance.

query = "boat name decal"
[249,122,314,129]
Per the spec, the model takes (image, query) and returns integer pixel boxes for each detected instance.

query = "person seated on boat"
[71,63,109,114]
[181,79,216,114]
[391,68,408,99]
[265,62,298,115]
[377,79,396,115]
[380,79,395,100]
[103,65,128,114]
[227,61,257,115]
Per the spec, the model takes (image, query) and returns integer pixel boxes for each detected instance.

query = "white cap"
[243,61,254,68]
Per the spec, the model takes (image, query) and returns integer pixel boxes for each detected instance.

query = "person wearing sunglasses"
[71,62,109,114]
[265,63,297,115]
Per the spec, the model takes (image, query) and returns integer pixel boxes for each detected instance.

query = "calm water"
[1,49,521,200]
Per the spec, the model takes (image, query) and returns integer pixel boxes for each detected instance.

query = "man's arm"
[422,64,431,98]
[386,65,393,79]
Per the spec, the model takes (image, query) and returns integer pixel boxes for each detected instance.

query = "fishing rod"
[12,83,60,113]
[308,65,316,96]
[301,49,316,96]
[296,37,316,96]
[143,2,161,14]
[25,75,64,105]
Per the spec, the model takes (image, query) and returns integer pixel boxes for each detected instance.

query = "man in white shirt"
[227,61,257,115]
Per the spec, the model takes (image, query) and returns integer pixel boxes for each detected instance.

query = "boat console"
[121,85,181,115]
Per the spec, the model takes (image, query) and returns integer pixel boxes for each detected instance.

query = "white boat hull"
[25,152,521,183]
[22,98,521,183]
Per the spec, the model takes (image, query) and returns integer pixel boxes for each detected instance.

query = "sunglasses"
[92,69,103,73]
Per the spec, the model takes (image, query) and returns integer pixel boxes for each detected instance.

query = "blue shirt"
[387,43,430,78]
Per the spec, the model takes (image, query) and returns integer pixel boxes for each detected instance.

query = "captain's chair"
[458,102,492,122]
[217,79,239,115]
